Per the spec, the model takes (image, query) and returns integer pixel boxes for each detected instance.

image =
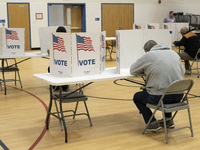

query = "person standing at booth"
[163,11,175,23]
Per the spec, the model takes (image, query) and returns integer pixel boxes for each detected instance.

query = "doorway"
[7,3,31,50]
[102,4,134,37]
[48,3,86,32]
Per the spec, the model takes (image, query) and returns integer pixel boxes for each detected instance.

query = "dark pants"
[179,52,194,70]
[133,89,183,124]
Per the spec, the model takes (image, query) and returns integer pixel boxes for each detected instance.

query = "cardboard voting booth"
[50,33,71,77]
[39,26,71,55]
[162,23,189,42]
[0,28,25,56]
[133,23,145,29]
[116,29,172,73]
[146,23,160,29]
[50,32,106,77]
[133,23,160,29]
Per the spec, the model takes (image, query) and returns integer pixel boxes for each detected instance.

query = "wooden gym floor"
[0,49,200,150]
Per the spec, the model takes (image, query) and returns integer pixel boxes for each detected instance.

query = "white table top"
[0,52,48,59]
[34,67,133,86]
[105,37,116,41]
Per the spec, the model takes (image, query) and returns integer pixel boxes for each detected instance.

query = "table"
[34,67,134,142]
[0,52,48,94]
[105,37,116,60]
[34,67,131,85]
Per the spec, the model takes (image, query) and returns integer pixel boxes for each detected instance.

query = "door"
[102,4,134,37]
[8,3,31,50]
[65,5,82,33]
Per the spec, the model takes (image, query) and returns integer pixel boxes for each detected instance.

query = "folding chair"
[143,79,194,144]
[46,83,92,143]
[190,48,200,78]
[0,58,23,95]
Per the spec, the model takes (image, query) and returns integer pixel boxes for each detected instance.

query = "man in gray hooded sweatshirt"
[130,40,185,131]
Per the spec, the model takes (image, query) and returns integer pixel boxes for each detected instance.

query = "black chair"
[0,58,23,95]
[46,84,92,143]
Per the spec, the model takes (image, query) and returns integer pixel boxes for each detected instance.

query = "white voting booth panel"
[116,29,172,73]
[50,32,106,77]
[133,23,160,29]
[0,28,25,56]
[72,32,103,77]
[50,33,71,77]
[162,23,189,42]
[39,26,71,55]
[101,31,106,73]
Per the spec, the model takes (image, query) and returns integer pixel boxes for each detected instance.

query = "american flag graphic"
[148,25,155,29]
[164,24,168,29]
[53,34,67,53]
[101,34,105,49]
[6,29,19,40]
[135,25,142,29]
[76,35,95,52]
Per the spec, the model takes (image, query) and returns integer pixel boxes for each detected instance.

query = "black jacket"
[174,31,200,58]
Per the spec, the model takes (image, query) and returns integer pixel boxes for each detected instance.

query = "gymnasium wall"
[0,0,200,48]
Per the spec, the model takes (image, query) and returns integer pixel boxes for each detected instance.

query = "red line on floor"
[7,86,49,150]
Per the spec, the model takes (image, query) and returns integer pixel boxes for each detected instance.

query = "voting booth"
[0,28,25,56]
[162,23,189,42]
[116,29,172,73]
[39,26,71,55]
[50,32,106,77]
[133,23,160,29]
[133,23,146,29]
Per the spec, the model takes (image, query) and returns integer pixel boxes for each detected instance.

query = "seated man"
[173,27,200,75]
[130,40,185,131]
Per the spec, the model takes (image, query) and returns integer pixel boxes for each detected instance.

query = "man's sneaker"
[146,121,162,132]
[158,118,175,129]
[185,69,192,75]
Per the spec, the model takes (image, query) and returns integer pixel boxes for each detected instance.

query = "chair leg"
[45,85,53,130]
[84,101,92,126]
[2,71,6,95]
[187,107,194,137]
[73,101,79,119]
[15,71,17,86]
[161,109,168,144]
[17,70,23,88]
[59,87,68,143]
[142,108,158,134]
[54,99,63,131]
[197,60,199,78]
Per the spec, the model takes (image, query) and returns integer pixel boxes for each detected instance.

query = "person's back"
[130,44,185,95]
[130,41,185,131]
[183,31,200,58]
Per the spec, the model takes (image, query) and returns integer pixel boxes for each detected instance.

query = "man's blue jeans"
[133,89,183,124]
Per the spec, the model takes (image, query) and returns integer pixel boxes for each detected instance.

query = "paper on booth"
[50,33,72,77]
[0,28,25,56]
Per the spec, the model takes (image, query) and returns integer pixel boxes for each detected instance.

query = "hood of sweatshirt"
[150,43,170,51]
